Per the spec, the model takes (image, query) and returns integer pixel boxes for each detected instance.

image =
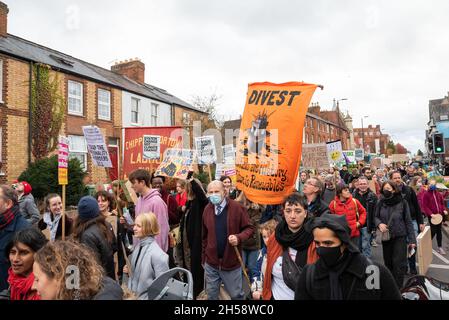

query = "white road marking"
[432,250,449,264]
[428,264,449,270]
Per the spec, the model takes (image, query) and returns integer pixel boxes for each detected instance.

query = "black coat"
[308,195,330,218]
[400,185,424,225]
[352,189,378,232]
[79,222,116,279]
[179,179,209,298]
[295,252,401,300]
[93,276,123,300]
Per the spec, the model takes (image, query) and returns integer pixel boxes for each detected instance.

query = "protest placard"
[222,144,236,164]
[155,148,197,179]
[143,135,161,160]
[326,140,344,165]
[236,81,319,204]
[82,126,112,168]
[58,136,69,185]
[195,136,217,165]
[301,144,329,171]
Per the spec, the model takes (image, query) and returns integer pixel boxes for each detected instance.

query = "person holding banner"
[421,179,448,255]
[128,169,169,253]
[38,194,73,242]
[262,193,318,300]
[179,175,209,299]
[202,180,255,300]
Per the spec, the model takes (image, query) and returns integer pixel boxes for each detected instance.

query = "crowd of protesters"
[0,160,447,301]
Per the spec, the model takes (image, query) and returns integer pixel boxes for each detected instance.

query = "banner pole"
[62,184,66,241]
[208,164,213,182]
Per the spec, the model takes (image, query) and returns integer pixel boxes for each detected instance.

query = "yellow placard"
[58,168,68,185]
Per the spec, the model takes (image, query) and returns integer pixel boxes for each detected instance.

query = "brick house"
[0,2,205,184]
[353,125,390,155]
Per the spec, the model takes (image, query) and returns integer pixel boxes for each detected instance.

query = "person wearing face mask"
[374,181,416,288]
[262,193,318,300]
[202,180,254,300]
[38,193,73,241]
[421,179,448,255]
[294,214,401,300]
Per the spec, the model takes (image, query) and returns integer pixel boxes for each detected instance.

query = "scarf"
[43,212,62,241]
[382,192,403,207]
[275,217,313,252]
[318,250,352,300]
[7,268,40,300]
[0,206,17,230]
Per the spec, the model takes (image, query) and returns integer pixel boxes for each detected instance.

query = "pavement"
[371,221,449,285]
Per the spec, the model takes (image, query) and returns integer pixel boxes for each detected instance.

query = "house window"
[326,124,330,133]
[303,128,306,143]
[369,132,373,136]
[68,80,83,116]
[68,135,87,171]
[310,135,314,144]
[98,89,111,120]
[0,60,3,103]
[151,103,159,126]
[310,119,313,129]
[131,98,140,124]
[0,127,3,175]
[183,112,191,125]
[108,138,119,146]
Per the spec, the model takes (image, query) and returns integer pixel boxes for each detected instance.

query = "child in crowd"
[251,219,278,300]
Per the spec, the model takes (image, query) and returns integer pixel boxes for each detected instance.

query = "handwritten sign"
[58,136,69,185]
[155,148,196,179]
[195,136,217,165]
[301,144,329,171]
[82,126,112,168]
[143,135,161,160]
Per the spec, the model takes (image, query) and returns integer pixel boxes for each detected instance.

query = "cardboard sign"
[222,144,236,164]
[326,140,344,164]
[215,163,237,184]
[236,81,318,204]
[195,136,217,165]
[82,126,112,168]
[155,148,196,179]
[58,136,69,185]
[143,135,161,160]
[301,144,329,171]
[355,149,364,161]
[416,226,432,275]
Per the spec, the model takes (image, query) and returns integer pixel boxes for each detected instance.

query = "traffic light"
[427,132,434,154]
[433,133,445,154]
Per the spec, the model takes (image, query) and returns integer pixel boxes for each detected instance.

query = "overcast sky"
[8,0,449,154]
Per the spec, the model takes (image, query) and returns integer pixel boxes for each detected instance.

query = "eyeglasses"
[305,181,318,187]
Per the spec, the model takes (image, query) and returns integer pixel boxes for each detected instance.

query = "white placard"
[195,136,217,165]
[326,140,344,164]
[222,144,236,164]
[82,126,112,168]
[143,135,161,160]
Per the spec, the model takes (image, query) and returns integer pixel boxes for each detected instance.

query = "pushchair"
[146,267,193,300]
[401,275,449,300]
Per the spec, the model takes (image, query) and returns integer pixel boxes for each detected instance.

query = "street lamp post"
[361,116,369,152]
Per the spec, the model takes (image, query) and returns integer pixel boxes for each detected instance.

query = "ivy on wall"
[30,63,65,160]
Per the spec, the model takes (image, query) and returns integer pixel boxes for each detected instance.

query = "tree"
[190,93,223,130]
[18,155,87,206]
[30,64,65,160]
[417,149,424,156]
[395,143,408,154]
[386,140,396,155]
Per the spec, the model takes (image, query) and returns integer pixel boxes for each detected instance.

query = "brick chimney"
[0,2,9,37]
[111,58,145,84]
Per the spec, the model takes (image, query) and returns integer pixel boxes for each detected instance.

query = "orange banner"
[236,82,318,204]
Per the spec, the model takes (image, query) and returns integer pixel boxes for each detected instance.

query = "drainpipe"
[28,62,33,165]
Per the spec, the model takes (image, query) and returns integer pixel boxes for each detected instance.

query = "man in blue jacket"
[0,185,30,291]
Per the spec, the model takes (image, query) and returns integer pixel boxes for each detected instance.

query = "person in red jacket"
[329,183,367,247]
[202,180,255,300]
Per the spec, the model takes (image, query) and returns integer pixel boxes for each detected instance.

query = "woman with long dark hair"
[71,196,116,280]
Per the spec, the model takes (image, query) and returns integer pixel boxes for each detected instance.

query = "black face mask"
[383,190,393,199]
[316,246,343,268]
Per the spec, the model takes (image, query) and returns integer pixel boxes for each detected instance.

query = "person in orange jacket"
[329,183,367,247]
[262,193,318,300]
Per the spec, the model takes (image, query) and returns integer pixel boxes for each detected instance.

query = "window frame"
[67,80,84,116]
[131,97,140,125]
[97,88,111,121]
[151,102,159,126]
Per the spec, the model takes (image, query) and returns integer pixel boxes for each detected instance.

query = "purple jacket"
[421,190,445,218]
[135,189,169,252]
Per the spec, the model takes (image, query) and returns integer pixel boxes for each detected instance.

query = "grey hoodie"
[18,193,40,225]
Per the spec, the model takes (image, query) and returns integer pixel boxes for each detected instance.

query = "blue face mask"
[429,185,437,191]
[208,194,223,205]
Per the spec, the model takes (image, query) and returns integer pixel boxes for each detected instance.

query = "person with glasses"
[302,178,329,218]
[262,193,318,300]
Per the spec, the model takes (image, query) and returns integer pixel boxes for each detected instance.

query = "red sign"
[123,127,183,178]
